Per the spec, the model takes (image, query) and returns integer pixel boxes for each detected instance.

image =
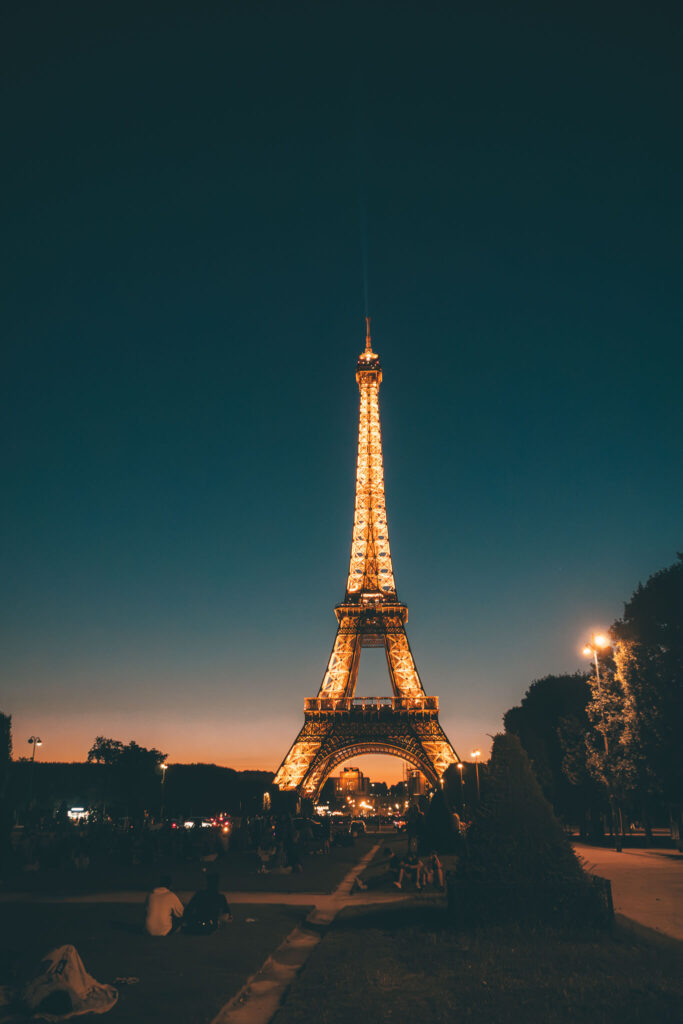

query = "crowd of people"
[8,805,457,902]
[7,811,335,877]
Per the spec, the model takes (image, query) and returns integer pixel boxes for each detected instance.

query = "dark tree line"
[0,712,12,864]
[505,553,683,839]
[504,673,606,835]
[1,728,273,826]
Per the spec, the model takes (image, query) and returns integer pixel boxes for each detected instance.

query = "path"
[209,844,431,1024]
[575,843,683,942]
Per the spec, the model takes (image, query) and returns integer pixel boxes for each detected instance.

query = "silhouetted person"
[183,873,232,935]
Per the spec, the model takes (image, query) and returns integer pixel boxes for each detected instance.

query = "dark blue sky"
[2,2,681,778]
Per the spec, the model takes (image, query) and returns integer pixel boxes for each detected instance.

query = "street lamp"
[159,763,168,821]
[27,736,42,810]
[471,750,481,799]
[582,632,622,851]
[582,634,611,755]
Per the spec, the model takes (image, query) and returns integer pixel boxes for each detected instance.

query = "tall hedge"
[458,733,585,885]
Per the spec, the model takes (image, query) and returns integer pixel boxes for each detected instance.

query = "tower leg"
[385,630,426,698]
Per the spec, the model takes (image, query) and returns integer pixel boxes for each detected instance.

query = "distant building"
[407,769,427,798]
[334,766,369,796]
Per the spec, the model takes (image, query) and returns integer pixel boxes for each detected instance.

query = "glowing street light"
[471,750,481,799]
[582,631,622,851]
[159,762,169,821]
[582,634,611,747]
[26,736,42,810]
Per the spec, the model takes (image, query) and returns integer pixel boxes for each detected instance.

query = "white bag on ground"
[23,945,118,1019]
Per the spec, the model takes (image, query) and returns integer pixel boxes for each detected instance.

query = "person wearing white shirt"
[144,875,184,936]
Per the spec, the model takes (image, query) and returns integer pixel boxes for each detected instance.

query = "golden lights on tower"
[273,324,460,795]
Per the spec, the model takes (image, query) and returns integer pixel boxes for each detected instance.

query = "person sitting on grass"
[183,873,232,935]
[393,851,423,890]
[144,874,184,936]
[420,850,444,889]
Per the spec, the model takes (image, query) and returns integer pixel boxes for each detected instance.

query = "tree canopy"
[605,554,683,804]
[504,673,602,825]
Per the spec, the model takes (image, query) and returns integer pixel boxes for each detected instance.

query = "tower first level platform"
[273,322,459,798]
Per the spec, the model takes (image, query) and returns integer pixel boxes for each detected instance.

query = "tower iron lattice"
[274,321,459,798]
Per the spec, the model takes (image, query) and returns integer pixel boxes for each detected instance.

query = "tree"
[86,736,166,821]
[87,736,124,765]
[0,713,12,867]
[584,646,645,800]
[603,555,683,809]
[580,555,683,842]
[117,741,167,821]
[504,673,603,828]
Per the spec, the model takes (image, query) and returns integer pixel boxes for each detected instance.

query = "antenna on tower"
[365,316,372,353]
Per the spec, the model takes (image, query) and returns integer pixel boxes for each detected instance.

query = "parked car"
[393,817,407,832]
[349,818,366,836]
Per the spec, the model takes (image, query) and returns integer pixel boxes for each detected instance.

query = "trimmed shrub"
[450,734,611,926]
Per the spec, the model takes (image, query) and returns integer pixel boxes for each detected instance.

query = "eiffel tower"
[274,320,459,798]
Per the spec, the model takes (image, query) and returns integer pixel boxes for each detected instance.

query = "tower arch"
[307,741,439,801]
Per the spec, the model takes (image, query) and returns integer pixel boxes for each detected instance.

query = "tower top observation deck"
[356,316,382,379]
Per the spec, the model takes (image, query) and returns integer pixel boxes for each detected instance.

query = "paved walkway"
[574,843,683,942]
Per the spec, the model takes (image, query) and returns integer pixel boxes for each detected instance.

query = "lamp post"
[456,762,465,811]
[582,634,610,758]
[159,763,168,822]
[471,750,481,799]
[582,633,622,851]
[27,736,42,809]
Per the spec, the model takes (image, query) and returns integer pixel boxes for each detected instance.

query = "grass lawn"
[0,901,312,1024]
[4,836,375,897]
[273,904,683,1024]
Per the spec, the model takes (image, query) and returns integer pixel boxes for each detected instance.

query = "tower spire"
[365,315,372,353]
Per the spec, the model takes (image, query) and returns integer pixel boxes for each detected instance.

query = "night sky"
[3,2,682,782]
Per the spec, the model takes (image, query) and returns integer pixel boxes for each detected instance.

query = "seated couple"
[145,873,232,936]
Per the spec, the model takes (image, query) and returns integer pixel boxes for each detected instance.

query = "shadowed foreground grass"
[0,901,312,1024]
[273,904,683,1024]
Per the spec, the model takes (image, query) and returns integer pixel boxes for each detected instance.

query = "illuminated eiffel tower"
[274,320,459,798]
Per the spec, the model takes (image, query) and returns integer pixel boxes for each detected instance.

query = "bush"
[451,734,611,926]
[459,733,584,885]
